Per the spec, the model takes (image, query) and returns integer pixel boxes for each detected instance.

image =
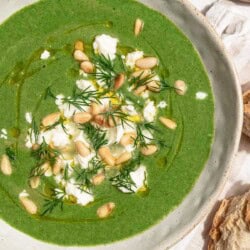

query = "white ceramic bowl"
[0,0,243,249]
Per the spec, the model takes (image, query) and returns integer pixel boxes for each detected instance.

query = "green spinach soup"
[0,0,214,246]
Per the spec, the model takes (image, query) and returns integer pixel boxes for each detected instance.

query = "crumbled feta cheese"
[25,128,37,148]
[125,51,144,68]
[65,182,94,206]
[93,34,118,60]
[142,129,153,144]
[19,190,29,198]
[76,79,95,91]
[40,50,50,60]
[75,152,95,169]
[143,101,157,122]
[25,112,32,124]
[0,129,8,140]
[55,94,89,118]
[122,104,138,116]
[74,131,91,147]
[157,101,167,108]
[119,165,147,193]
[196,92,208,100]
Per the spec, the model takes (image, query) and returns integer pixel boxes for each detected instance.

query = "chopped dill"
[5,146,16,163]
[130,72,156,89]
[41,189,65,216]
[91,54,117,89]
[30,119,39,143]
[80,123,108,151]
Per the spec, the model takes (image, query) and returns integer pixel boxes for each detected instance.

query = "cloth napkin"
[172,1,250,249]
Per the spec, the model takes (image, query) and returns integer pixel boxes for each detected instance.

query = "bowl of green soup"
[0,0,242,249]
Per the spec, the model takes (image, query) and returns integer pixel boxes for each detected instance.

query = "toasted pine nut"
[73,50,89,61]
[31,144,40,151]
[98,147,115,167]
[134,18,144,36]
[147,81,160,92]
[42,112,61,127]
[135,57,158,69]
[74,40,84,51]
[140,145,158,156]
[134,85,147,96]
[53,158,63,175]
[97,202,115,218]
[174,80,187,95]
[0,154,12,176]
[92,173,105,186]
[90,103,103,116]
[80,61,94,73]
[114,73,126,90]
[159,116,177,130]
[120,132,136,146]
[116,152,132,165]
[132,69,151,79]
[30,176,40,189]
[108,116,120,127]
[73,112,92,124]
[19,197,38,215]
[75,141,91,157]
[94,114,106,126]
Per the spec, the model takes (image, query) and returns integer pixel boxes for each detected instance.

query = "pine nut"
[42,112,61,127]
[116,152,132,165]
[135,57,158,69]
[94,114,106,126]
[0,154,12,176]
[73,112,92,124]
[74,40,84,51]
[30,176,40,189]
[31,144,40,151]
[174,80,187,95]
[75,141,91,157]
[132,69,151,79]
[92,173,105,186]
[159,116,177,130]
[80,61,94,74]
[114,73,126,90]
[134,18,144,36]
[140,145,158,156]
[98,147,115,167]
[120,132,136,146]
[134,85,147,96]
[147,81,160,92]
[53,158,63,175]
[19,197,38,215]
[108,116,120,127]
[73,50,89,61]
[90,102,103,116]
[97,202,115,218]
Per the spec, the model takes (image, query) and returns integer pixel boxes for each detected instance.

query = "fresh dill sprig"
[43,116,68,134]
[41,189,65,216]
[62,86,102,110]
[110,155,141,193]
[133,122,159,147]
[130,72,156,89]
[30,119,39,143]
[91,54,117,89]
[73,157,105,189]
[44,86,56,100]
[159,79,175,92]
[80,123,108,151]
[63,164,70,181]
[31,137,60,165]
[100,103,130,127]
[5,147,16,162]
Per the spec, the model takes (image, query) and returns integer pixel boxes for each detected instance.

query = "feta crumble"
[40,50,50,60]
[196,92,208,100]
[25,112,32,124]
[0,128,8,140]
[119,166,147,193]
[157,101,167,108]
[76,79,95,91]
[65,182,94,206]
[143,101,157,122]
[125,51,144,68]
[93,34,118,60]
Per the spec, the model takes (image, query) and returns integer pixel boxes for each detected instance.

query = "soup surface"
[0,0,214,246]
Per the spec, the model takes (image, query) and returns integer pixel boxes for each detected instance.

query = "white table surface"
[172,0,250,249]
